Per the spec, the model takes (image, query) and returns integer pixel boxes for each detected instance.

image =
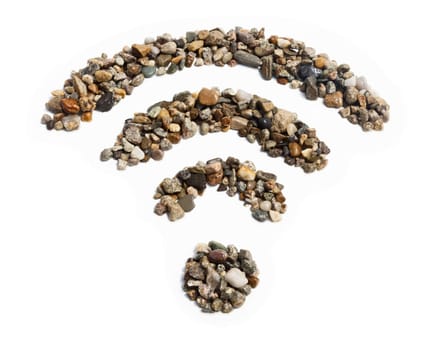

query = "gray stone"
[178,195,195,212]
[234,50,262,68]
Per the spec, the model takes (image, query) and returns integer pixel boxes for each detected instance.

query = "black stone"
[258,117,272,129]
[297,64,321,80]
[185,173,207,192]
[95,92,114,112]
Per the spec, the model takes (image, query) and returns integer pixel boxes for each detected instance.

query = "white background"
[1,1,437,349]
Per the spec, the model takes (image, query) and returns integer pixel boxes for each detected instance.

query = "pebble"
[187,40,204,51]
[225,268,248,288]
[100,148,113,161]
[261,55,273,80]
[235,89,253,103]
[237,165,256,181]
[161,177,183,194]
[289,142,302,157]
[130,146,145,160]
[62,115,80,131]
[230,116,248,130]
[344,76,357,87]
[131,43,151,57]
[344,86,359,105]
[269,210,282,222]
[94,70,112,82]
[234,50,262,68]
[324,91,344,108]
[95,92,114,112]
[198,88,219,106]
[142,66,156,78]
[160,41,177,54]
[72,74,88,97]
[260,201,272,212]
[305,76,318,100]
[178,195,195,212]
[276,38,291,48]
[61,98,80,114]
[167,201,185,221]
[208,249,228,264]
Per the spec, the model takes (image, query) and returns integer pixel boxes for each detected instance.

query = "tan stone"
[198,88,219,106]
[324,91,343,108]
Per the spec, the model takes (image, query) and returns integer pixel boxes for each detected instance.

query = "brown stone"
[247,275,259,288]
[314,56,328,69]
[81,111,92,122]
[198,88,219,106]
[167,133,181,144]
[324,91,343,108]
[288,142,302,157]
[131,44,152,58]
[277,77,289,85]
[207,170,223,186]
[207,249,228,264]
[61,98,80,114]
[358,94,367,108]
[94,70,112,82]
[187,40,204,51]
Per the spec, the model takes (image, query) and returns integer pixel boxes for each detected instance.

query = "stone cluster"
[41,27,389,132]
[153,157,286,222]
[100,88,329,173]
[184,241,259,313]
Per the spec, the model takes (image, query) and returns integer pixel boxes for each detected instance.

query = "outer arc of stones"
[42,27,389,132]
[100,88,330,174]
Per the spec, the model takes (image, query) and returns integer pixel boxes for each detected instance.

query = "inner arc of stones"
[42,27,389,133]
[100,88,330,174]
[154,157,287,223]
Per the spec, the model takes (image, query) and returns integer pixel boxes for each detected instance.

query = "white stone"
[356,76,369,90]
[131,146,145,160]
[344,76,356,87]
[160,41,177,54]
[235,89,253,103]
[117,159,128,170]
[168,123,181,133]
[225,268,248,288]
[260,201,272,212]
[122,138,134,152]
[269,210,282,222]
[277,38,291,48]
[273,109,297,132]
[301,148,313,159]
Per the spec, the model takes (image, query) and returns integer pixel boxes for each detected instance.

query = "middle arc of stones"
[101,87,330,174]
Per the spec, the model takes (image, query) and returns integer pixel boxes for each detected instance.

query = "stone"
[185,172,207,192]
[269,210,281,222]
[276,38,291,48]
[187,40,204,51]
[237,165,256,181]
[252,209,269,222]
[247,275,259,288]
[297,64,320,80]
[344,76,357,87]
[235,89,253,103]
[161,177,182,194]
[205,161,222,174]
[208,249,228,264]
[132,44,151,57]
[205,30,225,46]
[289,142,302,157]
[356,76,369,90]
[130,146,145,160]
[225,268,248,288]
[211,298,223,312]
[168,123,181,133]
[344,86,359,105]
[40,114,52,125]
[167,201,184,221]
[46,96,63,113]
[72,75,88,97]
[62,115,80,131]
[258,117,272,129]
[95,92,114,112]
[178,195,195,212]
[305,76,318,100]
[230,116,248,130]
[230,291,245,308]
[125,126,142,144]
[273,109,296,132]
[234,50,262,68]
[94,70,112,82]
[160,41,177,54]
[156,54,172,67]
[61,98,80,114]
[208,241,227,251]
[260,201,272,212]
[314,56,328,69]
[142,65,156,78]
[261,55,273,80]
[117,159,128,170]
[188,262,205,280]
[324,91,343,108]
[198,88,219,106]
[100,148,113,161]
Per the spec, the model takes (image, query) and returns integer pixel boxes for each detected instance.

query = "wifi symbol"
[41,27,389,221]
